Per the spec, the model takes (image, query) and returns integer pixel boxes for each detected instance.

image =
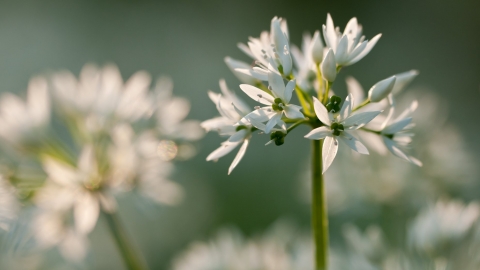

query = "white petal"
[345,41,367,64]
[334,35,349,65]
[265,113,282,134]
[339,93,353,121]
[206,142,240,161]
[234,68,268,81]
[322,136,339,174]
[228,139,250,175]
[239,84,274,105]
[224,57,258,84]
[313,97,331,125]
[382,136,410,161]
[42,158,78,187]
[304,126,332,140]
[368,76,396,102]
[310,30,324,63]
[349,34,382,64]
[382,117,412,134]
[324,14,337,50]
[343,110,382,129]
[243,107,276,123]
[339,131,369,154]
[321,49,337,82]
[283,104,304,119]
[267,68,286,100]
[219,79,251,114]
[74,192,99,234]
[284,79,295,103]
[346,76,365,103]
[228,129,248,143]
[392,70,419,94]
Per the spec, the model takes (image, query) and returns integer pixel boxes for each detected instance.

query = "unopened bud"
[368,76,396,102]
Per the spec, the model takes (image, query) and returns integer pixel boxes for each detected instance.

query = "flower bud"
[310,30,324,63]
[321,49,337,82]
[392,70,419,94]
[368,76,396,102]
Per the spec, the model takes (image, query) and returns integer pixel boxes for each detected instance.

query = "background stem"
[311,139,329,270]
[103,210,149,270]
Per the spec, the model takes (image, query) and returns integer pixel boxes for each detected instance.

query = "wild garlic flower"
[0,77,50,148]
[408,200,480,256]
[51,64,153,134]
[304,95,381,173]
[235,17,292,80]
[240,67,304,133]
[322,14,382,67]
[202,80,255,174]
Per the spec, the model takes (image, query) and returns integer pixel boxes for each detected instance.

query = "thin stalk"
[352,99,371,112]
[322,81,332,105]
[315,63,324,100]
[311,139,329,270]
[103,210,149,270]
[295,85,315,117]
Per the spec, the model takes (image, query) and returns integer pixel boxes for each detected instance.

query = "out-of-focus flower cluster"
[172,203,480,270]
[0,64,203,262]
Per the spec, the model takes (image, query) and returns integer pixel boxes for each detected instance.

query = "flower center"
[272,97,284,111]
[326,95,342,113]
[330,122,344,136]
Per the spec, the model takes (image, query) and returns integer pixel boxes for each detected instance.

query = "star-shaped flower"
[240,67,304,134]
[304,95,381,173]
[202,80,258,174]
[323,14,381,67]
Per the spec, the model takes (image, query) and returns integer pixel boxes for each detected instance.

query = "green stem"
[315,63,324,100]
[286,119,309,134]
[352,99,371,112]
[103,210,149,270]
[322,81,332,105]
[311,139,329,270]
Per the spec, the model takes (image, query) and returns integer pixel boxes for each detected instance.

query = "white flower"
[33,209,89,262]
[235,17,292,80]
[0,77,50,147]
[51,64,153,133]
[304,95,381,173]
[290,32,321,90]
[323,14,382,67]
[408,200,480,255]
[36,145,116,237]
[378,96,422,166]
[202,80,256,174]
[240,67,304,134]
[109,124,184,205]
[153,77,204,142]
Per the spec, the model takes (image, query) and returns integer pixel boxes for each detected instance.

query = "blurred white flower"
[153,77,204,142]
[33,209,89,262]
[304,95,381,173]
[109,124,184,205]
[51,64,153,134]
[0,77,50,148]
[36,145,116,236]
[322,14,381,67]
[408,200,480,256]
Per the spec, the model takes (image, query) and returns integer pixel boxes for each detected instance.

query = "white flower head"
[240,66,304,134]
[304,95,381,173]
[323,14,382,67]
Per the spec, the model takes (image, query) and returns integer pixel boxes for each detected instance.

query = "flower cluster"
[0,64,203,261]
[203,14,421,174]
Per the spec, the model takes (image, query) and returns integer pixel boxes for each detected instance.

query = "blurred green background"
[0,0,479,269]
